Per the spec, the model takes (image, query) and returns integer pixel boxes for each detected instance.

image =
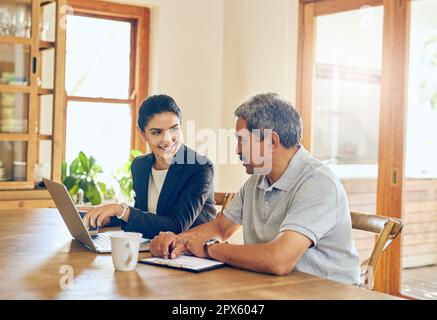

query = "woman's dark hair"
[137,94,182,132]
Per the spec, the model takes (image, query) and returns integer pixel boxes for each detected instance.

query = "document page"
[139,255,224,272]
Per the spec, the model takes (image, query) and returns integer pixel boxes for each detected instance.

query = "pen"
[168,242,174,259]
[164,241,174,259]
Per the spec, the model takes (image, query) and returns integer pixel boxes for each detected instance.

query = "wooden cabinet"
[0,0,66,209]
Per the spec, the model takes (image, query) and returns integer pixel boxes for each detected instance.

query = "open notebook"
[139,255,225,272]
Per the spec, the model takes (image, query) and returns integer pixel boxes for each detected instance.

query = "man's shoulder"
[302,157,343,190]
[295,158,349,214]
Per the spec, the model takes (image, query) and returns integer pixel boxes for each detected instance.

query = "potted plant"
[113,149,143,203]
[61,151,107,205]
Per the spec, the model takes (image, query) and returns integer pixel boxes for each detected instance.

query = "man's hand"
[185,235,207,258]
[150,231,185,259]
[77,203,122,228]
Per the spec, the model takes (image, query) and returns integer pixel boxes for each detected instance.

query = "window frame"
[64,0,150,161]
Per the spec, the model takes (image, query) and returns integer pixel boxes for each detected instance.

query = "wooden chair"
[351,211,404,289]
[214,192,235,214]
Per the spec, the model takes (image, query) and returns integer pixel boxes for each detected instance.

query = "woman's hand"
[77,203,122,228]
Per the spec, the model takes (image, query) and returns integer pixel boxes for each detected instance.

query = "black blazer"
[116,144,216,238]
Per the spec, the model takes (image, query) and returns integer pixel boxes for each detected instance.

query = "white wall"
[220,0,298,191]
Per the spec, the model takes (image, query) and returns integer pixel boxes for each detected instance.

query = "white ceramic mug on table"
[110,232,143,271]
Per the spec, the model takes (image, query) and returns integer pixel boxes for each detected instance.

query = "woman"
[79,94,216,239]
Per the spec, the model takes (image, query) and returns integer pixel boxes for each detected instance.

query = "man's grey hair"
[234,93,302,148]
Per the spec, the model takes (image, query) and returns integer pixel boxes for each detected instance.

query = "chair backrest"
[350,211,404,289]
[214,192,235,213]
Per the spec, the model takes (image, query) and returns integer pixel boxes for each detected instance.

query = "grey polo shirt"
[223,146,360,285]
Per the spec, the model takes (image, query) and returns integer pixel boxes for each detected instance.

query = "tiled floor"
[402,265,437,300]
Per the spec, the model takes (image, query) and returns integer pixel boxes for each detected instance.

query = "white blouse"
[147,167,168,214]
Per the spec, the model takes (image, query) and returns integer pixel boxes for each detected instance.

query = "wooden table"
[0,208,399,300]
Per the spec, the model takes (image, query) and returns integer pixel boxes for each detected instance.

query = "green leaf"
[69,158,80,175]
[424,36,437,48]
[78,178,88,192]
[63,176,77,191]
[89,156,96,170]
[79,151,90,175]
[87,181,102,205]
[95,165,103,174]
[111,149,143,201]
[68,185,79,197]
[98,182,107,194]
[431,91,437,110]
[131,149,143,158]
[105,187,115,199]
[61,160,67,181]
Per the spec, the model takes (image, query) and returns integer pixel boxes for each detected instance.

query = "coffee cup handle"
[125,242,134,267]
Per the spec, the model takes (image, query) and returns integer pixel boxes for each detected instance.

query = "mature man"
[150,93,360,285]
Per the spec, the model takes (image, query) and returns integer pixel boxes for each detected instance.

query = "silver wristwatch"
[117,202,129,219]
[203,239,220,259]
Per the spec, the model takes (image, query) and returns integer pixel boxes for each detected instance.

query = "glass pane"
[313,7,384,268]
[65,15,131,99]
[40,48,54,89]
[402,0,437,300]
[0,141,27,182]
[39,95,53,135]
[0,43,30,85]
[40,2,56,42]
[65,102,132,176]
[0,92,29,133]
[35,140,52,183]
[314,7,383,170]
[0,1,32,38]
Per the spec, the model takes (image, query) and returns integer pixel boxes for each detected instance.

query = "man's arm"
[186,230,312,276]
[182,213,241,242]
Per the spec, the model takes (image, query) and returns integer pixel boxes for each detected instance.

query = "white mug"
[110,232,143,271]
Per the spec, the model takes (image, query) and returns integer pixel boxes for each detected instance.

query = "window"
[312,7,384,179]
[402,0,437,300]
[65,0,149,177]
[405,0,437,178]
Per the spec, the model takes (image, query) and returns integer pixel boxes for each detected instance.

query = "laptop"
[43,178,150,253]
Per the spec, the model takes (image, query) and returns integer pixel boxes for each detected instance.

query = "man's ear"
[271,132,281,149]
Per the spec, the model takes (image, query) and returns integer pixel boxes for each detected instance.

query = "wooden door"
[297,0,409,295]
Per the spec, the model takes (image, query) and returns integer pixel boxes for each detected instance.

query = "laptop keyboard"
[92,234,111,250]
[91,234,150,252]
